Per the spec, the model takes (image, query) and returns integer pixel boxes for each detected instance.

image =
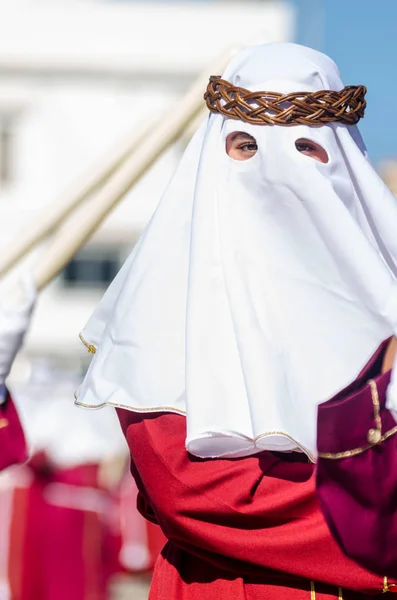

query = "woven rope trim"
[204,76,367,126]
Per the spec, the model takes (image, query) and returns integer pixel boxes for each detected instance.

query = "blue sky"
[291,0,397,165]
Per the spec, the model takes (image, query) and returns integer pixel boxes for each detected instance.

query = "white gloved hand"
[0,275,36,388]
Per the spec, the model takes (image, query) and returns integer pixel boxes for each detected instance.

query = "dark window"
[62,249,120,288]
[0,115,14,188]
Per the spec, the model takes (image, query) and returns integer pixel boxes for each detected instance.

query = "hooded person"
[75,43,397,597]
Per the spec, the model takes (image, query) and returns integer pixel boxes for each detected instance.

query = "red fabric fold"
[117,407,386,598]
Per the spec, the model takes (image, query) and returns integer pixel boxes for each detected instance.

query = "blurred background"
[0,1,395,599]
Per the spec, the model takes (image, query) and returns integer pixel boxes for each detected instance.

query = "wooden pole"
[34,48,238,291]
[0,123,155,278]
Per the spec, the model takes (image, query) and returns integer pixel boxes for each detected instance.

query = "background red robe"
[0,392,26,472]
[6,455,113,600]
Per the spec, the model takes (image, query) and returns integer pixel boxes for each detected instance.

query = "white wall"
[0,0,294,378]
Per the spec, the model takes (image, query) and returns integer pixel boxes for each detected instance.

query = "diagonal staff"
[0,47,238,289]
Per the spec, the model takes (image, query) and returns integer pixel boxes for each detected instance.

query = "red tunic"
[117,363,396,600]
[0,391,26,472]
[317,340,397,579]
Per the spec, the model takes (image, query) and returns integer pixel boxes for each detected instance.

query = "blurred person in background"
[1,366,152,600]
[0,276,35,599]
[3,371,120,600]
[76,43,397,598]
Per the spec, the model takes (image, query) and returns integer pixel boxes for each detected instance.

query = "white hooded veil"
[76,43,397,461]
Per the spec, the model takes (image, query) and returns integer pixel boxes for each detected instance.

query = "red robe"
[117,342,397,600]
[0,391,26,472]
[317,340,397,580]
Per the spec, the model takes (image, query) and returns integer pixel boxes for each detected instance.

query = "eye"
[226,131,258,161]
[295,141,316,153]
[238,142,258,153]
[295,138,329,164]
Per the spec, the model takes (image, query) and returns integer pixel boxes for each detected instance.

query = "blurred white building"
[379,159,397,197]
[0,0,294,380]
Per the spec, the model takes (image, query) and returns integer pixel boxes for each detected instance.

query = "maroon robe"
[0,391,27,472]
[317,340,397,580]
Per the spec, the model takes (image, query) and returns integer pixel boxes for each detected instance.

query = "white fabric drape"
[76,43,397,461]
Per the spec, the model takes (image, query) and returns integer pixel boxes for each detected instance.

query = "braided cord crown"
[204,76,367,127]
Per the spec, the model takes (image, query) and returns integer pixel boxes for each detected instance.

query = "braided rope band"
[204,76,367,127]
